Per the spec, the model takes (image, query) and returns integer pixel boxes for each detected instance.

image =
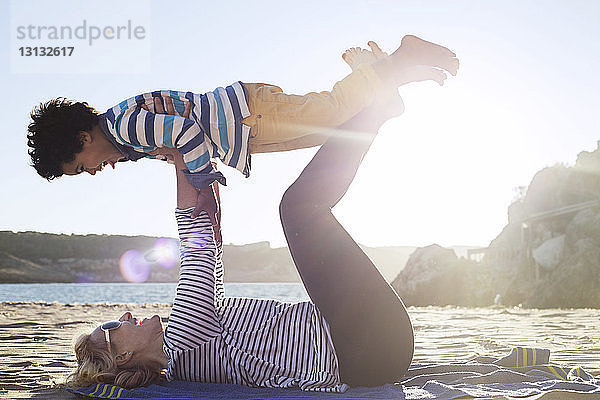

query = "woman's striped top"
[162,209,348,393]
[97,82,252,189]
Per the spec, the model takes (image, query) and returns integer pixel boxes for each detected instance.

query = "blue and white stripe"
[163,209,348,393]
[101,82,252,181]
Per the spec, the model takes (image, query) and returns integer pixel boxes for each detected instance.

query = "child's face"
[62,131,124,176]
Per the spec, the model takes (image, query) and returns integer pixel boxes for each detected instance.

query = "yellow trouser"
[243,63,386,154]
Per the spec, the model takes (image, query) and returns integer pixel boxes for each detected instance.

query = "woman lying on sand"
[67,42,457,391]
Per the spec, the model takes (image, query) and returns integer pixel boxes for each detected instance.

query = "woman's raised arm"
[151,107,224,350]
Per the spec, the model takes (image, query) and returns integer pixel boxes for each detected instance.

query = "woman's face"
[90,312,164,363]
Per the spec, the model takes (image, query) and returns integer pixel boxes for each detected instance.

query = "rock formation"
[483,142,600,308]
[392,141,600,308]
[391,244,491,306]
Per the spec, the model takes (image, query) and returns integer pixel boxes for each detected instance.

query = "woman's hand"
[141,96,191,118]
[148,146,181,164]
[143,97,189,164]
[146,97,222,243]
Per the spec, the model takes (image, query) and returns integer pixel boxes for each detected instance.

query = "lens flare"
[153,237,179,269]
[179,232,212,258]
[119,249,151,283]
[185,232,212,248]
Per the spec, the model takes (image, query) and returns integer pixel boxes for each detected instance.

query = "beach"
[0,302,598,399]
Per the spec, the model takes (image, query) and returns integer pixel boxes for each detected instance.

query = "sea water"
[0,282,309,304]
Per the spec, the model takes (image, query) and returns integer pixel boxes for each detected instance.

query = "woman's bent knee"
[279,185,302,222]
[279,183,327,224]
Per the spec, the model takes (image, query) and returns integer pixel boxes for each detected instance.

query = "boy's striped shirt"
[163,209,349,393]
[97,82,252,188]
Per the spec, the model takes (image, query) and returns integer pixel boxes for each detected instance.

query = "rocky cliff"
[392,142,600,308]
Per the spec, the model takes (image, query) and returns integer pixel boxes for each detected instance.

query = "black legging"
[279,106,414,387]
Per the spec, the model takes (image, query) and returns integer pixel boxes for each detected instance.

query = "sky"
[1,0,599,248]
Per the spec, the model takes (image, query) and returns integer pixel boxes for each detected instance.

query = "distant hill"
[0,230,460,283]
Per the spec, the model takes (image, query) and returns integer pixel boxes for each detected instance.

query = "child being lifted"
[27,36,458,221]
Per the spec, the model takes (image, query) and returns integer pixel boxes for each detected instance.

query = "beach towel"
[68,347,600,399]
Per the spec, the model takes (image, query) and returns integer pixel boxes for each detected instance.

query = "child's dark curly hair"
[27,98,99,180]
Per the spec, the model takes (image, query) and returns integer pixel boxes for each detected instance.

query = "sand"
[0,302,598,399]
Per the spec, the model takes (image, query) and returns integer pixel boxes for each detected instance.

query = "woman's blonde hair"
[66,331,164,389]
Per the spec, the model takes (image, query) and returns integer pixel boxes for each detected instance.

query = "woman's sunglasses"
[100,320,123,353]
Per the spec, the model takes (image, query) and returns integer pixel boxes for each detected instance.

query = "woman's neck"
[146,332,170,369]
[148,345,169,369]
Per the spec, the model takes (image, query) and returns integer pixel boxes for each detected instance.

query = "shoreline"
[4,301,600,310]
[1,302,599,399]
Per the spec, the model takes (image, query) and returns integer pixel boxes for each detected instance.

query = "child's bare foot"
[372,35,458,86]
[342,42,405,118]
[367,41,447,86]
[341,40,449,118]
[394,35,459,75]
[342,47,380,70]
[400,65,447,86]
[341,41,394,71]
[367,41,388,59]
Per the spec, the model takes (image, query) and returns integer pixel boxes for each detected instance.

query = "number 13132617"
[19,47,74,56]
